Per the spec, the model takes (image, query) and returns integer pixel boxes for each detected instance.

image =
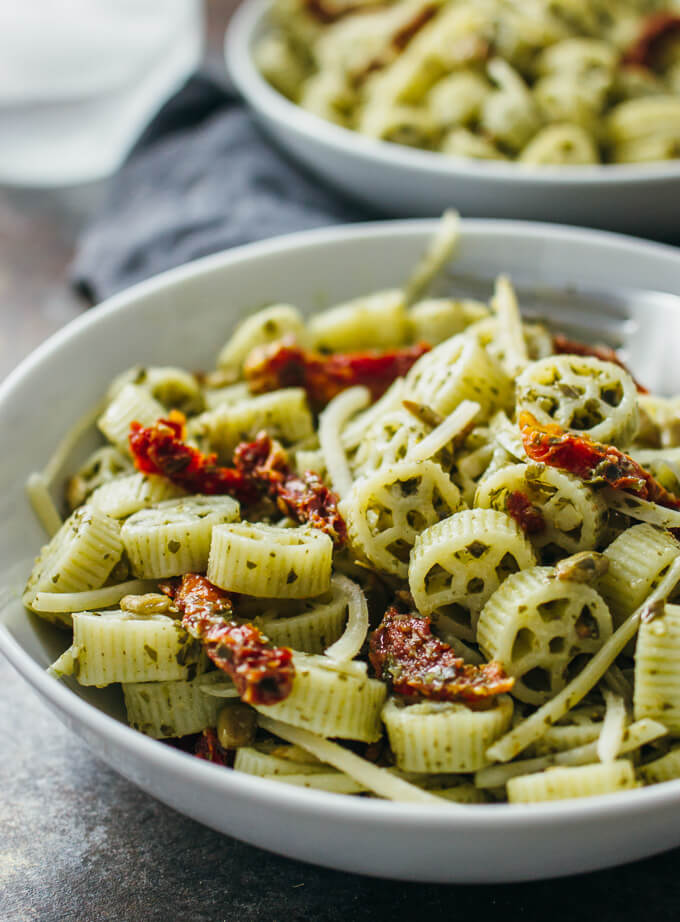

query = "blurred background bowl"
[226,0,680,238]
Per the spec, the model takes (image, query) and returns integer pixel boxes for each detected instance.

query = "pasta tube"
[207,523,333,598]
[383,695,514,773]
[253,653,387,742]
[121,496,240,579]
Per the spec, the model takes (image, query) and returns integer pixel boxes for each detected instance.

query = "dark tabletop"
[3,5,680,920]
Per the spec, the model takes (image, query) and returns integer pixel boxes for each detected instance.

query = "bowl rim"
[4,217,680,832]
[226,0,680,187]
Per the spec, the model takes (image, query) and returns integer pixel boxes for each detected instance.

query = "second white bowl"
[226,0,680,238]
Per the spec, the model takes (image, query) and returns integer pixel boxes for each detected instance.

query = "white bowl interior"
[3,219,680,882]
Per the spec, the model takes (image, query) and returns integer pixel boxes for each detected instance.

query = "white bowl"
[2,220,680,883]
[226,0,680,238]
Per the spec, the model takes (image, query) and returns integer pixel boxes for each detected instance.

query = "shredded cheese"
[341,379,404,452]
[431,612,484,664]
[257,715,448,804]
[319,386,370,498]
[31,579,157,613]
[475,718,666,788]
[404,210,460,306]
[492,274,528,375]
[489,411,527,460]
[597,689,627,764]
[43,399,105,484]
[26,473,63,538]
[601,487,680,528]
[406,400,480,464]
[197,680,240,698]
[604,664,634,705]
[324,574,369,663]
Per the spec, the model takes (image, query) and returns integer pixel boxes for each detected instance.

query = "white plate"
[2,220,680,883]
[225,0,680,237]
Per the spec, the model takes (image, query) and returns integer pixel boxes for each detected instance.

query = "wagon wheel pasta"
[516,354,639,446]
[476,564,613,705]
[342,458,463,577]
[474,462,607,561]
[27,217,680,806]
[408,508,537,640]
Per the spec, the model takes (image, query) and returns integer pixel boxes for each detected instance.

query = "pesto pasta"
[27,219,680,807]
[256,0,680,166]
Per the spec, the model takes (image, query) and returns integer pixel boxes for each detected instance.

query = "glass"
[0,0,203,187]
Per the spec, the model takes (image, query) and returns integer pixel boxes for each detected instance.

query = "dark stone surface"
[4,650,680,921]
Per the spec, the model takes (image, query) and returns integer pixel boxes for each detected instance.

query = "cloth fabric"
[72,75,373,302]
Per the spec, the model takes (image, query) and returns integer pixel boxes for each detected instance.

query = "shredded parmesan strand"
[406,400,480,464]
[604,663,634,705]
[632,449,680,467]
[313,656,368,678]
[341,379,404,452]
[26,473,63,538]
[600,487,680,528]
[491,274,528,375]
[404,210,460,306]
[197,680,240,698]
[431,612,484,664]
[48,645,81,680]
[43,399,106,485]
[475,718,666,789]
[489,409,527,457]
[31,580,158,614]
[597,689,627,764]
[257,715,448,804]
[323,574,369,663]
[486,557,680,763]
[319,386,370,497]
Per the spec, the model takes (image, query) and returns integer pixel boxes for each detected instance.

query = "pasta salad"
[25,215,680,805]
[256,0,680,165]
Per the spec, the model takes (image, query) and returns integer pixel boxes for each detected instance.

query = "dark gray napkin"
[72,75,374,303]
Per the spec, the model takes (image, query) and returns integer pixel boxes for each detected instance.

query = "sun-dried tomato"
[519,411,680,510]
[369,607,514,705]
[391,3,438,51]
[243,337,430,408]
[233,432,347,545]
[129,411,259,503]
[161,571,232,620]
[130,419,347,544]
[194,728,232,766]
[352,4,439,83]
[623,12,680,70]
[552,334,648,394]
[166,574,295,706]
[506,490,546,535]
